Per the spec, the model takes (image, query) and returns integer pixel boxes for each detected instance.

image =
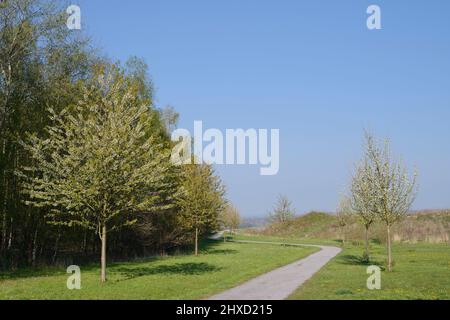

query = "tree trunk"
[364,225,370,262]
[387,224,392,272]
[82,230,87,254]
[31,228,38,267]
[341,226,345,247]
[101,224,107,283]
[1,174,8,252]
[195,227,198,256]
[52,230,61,264]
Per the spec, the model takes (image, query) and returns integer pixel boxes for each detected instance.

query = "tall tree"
[268,195,295,224]
[177,164,226,256]
[364,133,417,271]
[20,67,176,282]
[0,0,95,268]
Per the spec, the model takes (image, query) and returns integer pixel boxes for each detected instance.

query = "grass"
[289,241,450,300]
[236,233,450,300]
[0,239,318,300]
[234,233,337,246]
[3,233,448,300]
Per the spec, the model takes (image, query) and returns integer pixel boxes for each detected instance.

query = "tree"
[268,195,295,223]
[364,133,417,271]
[160,105,179,135]
[0,0,96,268]
[220,204,241,241]
[350,156,377,262]
[177,164,226,256]
[336,195,352,247]
[20,67,175,282]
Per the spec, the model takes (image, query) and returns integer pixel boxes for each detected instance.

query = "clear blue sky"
[77,0,450,217]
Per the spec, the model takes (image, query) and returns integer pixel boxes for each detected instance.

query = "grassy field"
[235,233,450,300]
[290,241,450,300]
[0,240,317,300]
[2,233,448,300]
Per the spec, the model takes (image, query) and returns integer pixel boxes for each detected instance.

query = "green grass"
[0,240,318,300]
[289,241,450,300]
[234,233,338,246]
[237,233,450,300]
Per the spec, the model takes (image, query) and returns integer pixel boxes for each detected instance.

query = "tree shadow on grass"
[0,262,101,281]
[204,249,238,255]
[116,262,222,280]
[338,254,385,270]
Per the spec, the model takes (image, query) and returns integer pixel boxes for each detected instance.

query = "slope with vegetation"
[250,210,450,245]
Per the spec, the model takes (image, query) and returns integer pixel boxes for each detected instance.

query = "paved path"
[208,239,341,300]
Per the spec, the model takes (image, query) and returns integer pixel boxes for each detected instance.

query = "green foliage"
[220,204,241,233]
[177,164,226,237]
[0,0,97,268]
[20,66,176,232]
[0,0,228,271]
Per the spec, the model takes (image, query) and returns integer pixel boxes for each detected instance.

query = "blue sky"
[77,0,450,217]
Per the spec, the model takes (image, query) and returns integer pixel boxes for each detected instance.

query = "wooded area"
[0,0,226,274]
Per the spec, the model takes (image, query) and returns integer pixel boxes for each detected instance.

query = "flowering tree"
[364,133,417,271]
[20,67,175,282]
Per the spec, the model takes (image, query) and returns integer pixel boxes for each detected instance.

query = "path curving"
[208,239,341,300]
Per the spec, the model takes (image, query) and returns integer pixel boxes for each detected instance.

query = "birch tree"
[365,133,417,271]
[20,67,175,282]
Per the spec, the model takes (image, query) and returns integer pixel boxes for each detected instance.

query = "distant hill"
[248,210,450,244]
[257,211,337,239]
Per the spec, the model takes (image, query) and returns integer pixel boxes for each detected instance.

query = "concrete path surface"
[208,240,341,300]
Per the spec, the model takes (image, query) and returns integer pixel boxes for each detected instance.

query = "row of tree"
[337,132,417,271]
[0,0,227,281]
